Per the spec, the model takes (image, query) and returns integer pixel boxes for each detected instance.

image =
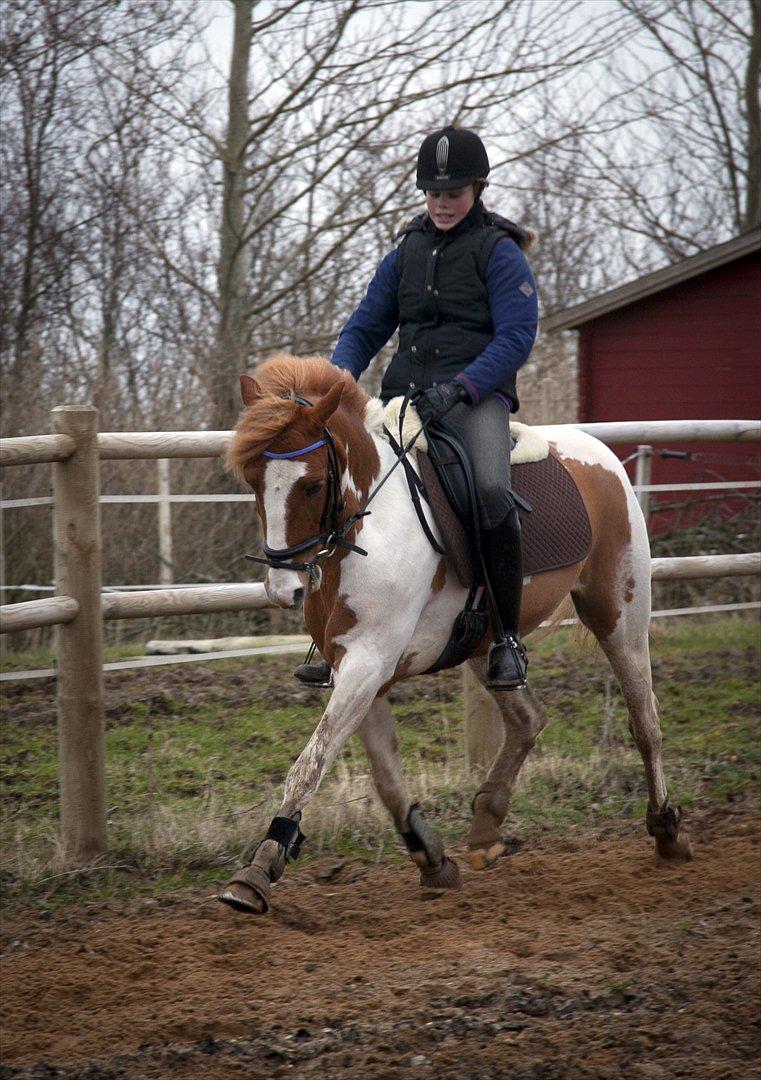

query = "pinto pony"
[219,354,692,915]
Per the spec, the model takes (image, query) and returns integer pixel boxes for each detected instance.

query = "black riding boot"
[481,507,528,690]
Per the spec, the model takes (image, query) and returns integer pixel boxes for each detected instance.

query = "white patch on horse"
[542,425,622,473]
[332,434,463,676]
[341,444,362,500]
[262,458,308,605]
[364,397,386,434]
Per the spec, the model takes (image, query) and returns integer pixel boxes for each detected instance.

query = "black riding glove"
[415,381,469,426]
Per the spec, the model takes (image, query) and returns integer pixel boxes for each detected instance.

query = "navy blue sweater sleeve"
[454,239,538,405]
[331,248,400,378]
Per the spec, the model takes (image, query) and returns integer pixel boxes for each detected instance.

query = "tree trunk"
[745,0,761,229]
[215,0,253,429]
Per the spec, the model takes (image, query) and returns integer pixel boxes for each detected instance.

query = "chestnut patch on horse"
[324,594,359,671]
[230,355,380,508]
[431,558,447,592]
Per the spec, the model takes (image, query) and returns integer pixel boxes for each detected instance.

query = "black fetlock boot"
[481,507,528,690]
[293,642,333,687]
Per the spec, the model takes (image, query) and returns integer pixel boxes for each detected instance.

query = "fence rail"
[3,557,758,634]
[1,594,80,633]
[1,409,759,862]
[3,478,758,511]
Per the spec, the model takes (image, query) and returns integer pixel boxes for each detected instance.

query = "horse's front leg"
[218,647,390,915]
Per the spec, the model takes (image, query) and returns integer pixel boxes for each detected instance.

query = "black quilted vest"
[380,201,530,407]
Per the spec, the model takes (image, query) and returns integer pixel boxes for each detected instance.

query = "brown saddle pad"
[416,450,592,587]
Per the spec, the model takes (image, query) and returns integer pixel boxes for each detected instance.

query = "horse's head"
[228,359,353,609]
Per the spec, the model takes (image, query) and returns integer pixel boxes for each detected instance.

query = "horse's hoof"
[654,831,694,862]
[419,856,462,890]
[468,840,506,871]
[217,864,271,914]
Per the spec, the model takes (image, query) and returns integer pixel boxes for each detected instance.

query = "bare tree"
[192,0,633,425]
[589,0,760,261]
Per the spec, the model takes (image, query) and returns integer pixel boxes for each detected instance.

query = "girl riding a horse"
[216,128,692,917]
[296,125,538,691]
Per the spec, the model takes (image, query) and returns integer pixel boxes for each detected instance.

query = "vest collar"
[428,199,486,240]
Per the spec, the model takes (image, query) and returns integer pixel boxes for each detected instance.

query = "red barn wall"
[578,250,760,507]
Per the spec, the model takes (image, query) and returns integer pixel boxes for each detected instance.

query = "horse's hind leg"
[465,657,550,870]
[358,696,461,890]
[572,576,693,862]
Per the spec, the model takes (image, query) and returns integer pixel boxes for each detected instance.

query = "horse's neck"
[354,431,441,574]
[332,429,459,664]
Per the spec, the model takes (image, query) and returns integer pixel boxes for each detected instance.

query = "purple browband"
[263,438,326,460]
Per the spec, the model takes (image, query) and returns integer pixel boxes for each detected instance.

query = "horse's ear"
[310,379,345,425]
[240,373,262,406]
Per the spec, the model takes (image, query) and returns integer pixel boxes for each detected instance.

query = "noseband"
[245,395,369,583]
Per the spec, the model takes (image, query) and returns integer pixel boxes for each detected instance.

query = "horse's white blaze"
[262,458,308,606]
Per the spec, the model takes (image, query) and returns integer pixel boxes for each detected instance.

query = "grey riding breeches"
[437,393,514,530]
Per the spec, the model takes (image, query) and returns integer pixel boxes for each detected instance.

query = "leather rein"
[245,392,427,586]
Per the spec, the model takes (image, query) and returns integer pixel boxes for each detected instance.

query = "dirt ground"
[1,801,759,1079]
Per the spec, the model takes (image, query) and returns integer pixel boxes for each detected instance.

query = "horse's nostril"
[292,587,305,607]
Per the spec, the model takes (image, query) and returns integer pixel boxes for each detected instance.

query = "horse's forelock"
[226,396,298,478]
[227,353,371,478]
[255,353,366,410]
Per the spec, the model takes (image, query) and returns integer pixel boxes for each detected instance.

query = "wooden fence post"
[157,458,173,585]
[463,666,503,770]
[52,406,106,860]
[635,444,653,531]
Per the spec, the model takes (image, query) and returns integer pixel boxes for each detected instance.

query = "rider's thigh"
[444,394,513,527]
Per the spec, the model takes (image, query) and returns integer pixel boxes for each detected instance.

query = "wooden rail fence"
[1,409,759,860]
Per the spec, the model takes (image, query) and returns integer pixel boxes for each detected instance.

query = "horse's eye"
[304,480,324,498]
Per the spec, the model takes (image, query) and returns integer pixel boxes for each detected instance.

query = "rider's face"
[425,185,476,231]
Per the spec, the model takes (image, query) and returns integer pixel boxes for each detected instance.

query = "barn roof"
[542,228,761,333]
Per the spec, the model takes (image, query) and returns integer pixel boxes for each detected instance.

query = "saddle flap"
[416,452,475,587]
[417,447,592,583]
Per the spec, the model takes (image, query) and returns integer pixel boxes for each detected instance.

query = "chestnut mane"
[227,353,369,476]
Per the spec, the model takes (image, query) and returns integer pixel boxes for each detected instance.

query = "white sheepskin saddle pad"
[378,396,549,464]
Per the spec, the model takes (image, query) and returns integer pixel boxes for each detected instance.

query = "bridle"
[245,390,431,589]
[245,395,369,587]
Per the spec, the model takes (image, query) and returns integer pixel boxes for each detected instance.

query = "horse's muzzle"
[265,571,306,609]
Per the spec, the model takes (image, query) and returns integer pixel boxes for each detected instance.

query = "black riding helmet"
[416,125,490,191]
